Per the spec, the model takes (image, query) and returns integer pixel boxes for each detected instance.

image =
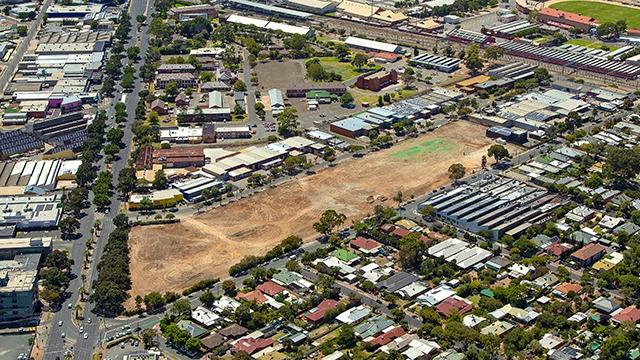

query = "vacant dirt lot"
[128,121,500,299]
[254,60,307,91]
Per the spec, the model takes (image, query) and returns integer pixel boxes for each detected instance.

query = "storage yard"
[128,120,498,298]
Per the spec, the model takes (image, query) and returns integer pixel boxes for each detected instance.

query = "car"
[67,303,72,309]
[79,326,83,333]
[87,319,92,324]
[83,333,88,340]
[319,113,326,118]
[61,333,65,338]
[58,321,63,326]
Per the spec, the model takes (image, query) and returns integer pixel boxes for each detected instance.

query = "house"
[462,314,486,328]
[485,256,511,272]
[156,73,198,89]
[232,337,274,355]
[354,315,395,339]
[236,290,268,304]
[201,332,226,351]
[417,285,455,307]
[549,345,583,360]
[177,320,208,338]
[191,306,220,327]
[272,270,314,293]
[219,324,248,339]
[612,306,640,324]
[592,296,620,314]
[151,99,168,115]
[436,296,473,317]
[369,326,406,347]
[553,282,583,298]
[396,281,428,300]
[209,91,224,109]
[350,236,382,254]
[175,92,190,107]
[217,69,238,85]
[330,248,360,265]
[336,305,371,324]
[213,296,242,313]
[377,272,419,293]
[303,299,339,324]
[256,281,287,297]
[546,243,572,257]
[481,321,515,336]
[571,243,606,267]
[539,333,564,350]
[268,88,285,115]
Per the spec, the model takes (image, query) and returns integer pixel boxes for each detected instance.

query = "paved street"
[42,0,154,359]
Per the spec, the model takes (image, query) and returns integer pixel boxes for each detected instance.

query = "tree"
[107,127,124,145]
[340,91,354,107]
[481,155,487,169]
[199,290,216,308]
[393,191,403,207]
[484,46,504,60]
[336,325,356,347]
[153,170,168,190]
[334,43,350,60]
[143,292,165,312]
[64,187,88,215]
[222,280,236,296]
[16,25,27,36]
[141,328,158,349]
[313,209,347,237]
[59,216,80,239]
[171,298,192,317]
[351,53,368,69]
[117,167,137,195]
[448,163,466,182]
[487,144,510,163]
[465,44,484,73]
[127,46,140,61]
[233,79,246,92]
[277,108,299,137]
[419,205,436,219]
[164,81,179,98]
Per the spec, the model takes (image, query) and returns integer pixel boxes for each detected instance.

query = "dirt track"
[128,121,501,300]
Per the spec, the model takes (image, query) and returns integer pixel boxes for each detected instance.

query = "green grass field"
[390,138,458,160]
[550,1,640,28]
[317,57,380,81]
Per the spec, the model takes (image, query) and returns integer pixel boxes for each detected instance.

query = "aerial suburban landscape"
[0,0,640,359]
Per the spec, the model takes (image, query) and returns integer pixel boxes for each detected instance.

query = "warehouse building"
[345,36,400,54]
[498,41,640,80]
[173,176,225,202]
[226,14,315,36]
[447,28,493,45]
[269,88,285,115]
[160,127,205,143]
[0,195,62,229]
[285,0,336,14]
[483,20,540,39]
[486,126,528,144]
[215,125,252,139]
[0,237,51,260]
[0,253,40,322]
[355,70,398,91]
[411,53,461,72]
[177,108,232,123]
[428,238,492,269]
[129,189,184,210]
[488,62,537,80]
[420,175,561,240]
[229,0,313,19]
[287,83,347,97]
[153,148,206,168]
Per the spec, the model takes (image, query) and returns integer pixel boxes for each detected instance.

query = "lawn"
[317,56,380,81]
[390,138,458,160]
[565,38,618,50]
[550,1,640,28]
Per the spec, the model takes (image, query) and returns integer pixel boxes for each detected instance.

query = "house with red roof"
[613,306,640,324]
[553,282,583,298]
[302,299,339,324]
[546,243,572,257]
[257,281,287,297]
[391,227,411,237]
[232,337,274,355]
[350,236,382,254]
[436,296,473,317]
[571,243,606,267]
[369,326,406,347]
[236,290,268,304]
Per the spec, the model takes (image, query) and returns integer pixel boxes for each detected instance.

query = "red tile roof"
[256,281,286,297]
[613,306,640,324]
[436,296,473,317]
[391,227,411,237]
[373,51,401,60]
[236,290,267,304]
[369,326,406,346]
[539,7,596,25]
[351,236,382,251]
[546,243,570,257]
[380,224,395,233]
[554,282,583,295]
[303,299,339,323]
[232,337,274,355]
[571,243,606,261]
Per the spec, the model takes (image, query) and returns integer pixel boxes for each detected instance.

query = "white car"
[58,321,63,326]
[67,303,72,309]
[61,333,65,338]
[79,326,84,333]
[87,319,92,324]
[84,333,88,340]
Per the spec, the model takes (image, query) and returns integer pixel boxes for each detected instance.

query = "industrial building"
[129,189,184,210]
[287,83,347,97]
[152,148,206,168]
[177,108,232,123]
[0,237,51,260]
[269,88,285,115]
[498,41,640,80]
[226,14,315,36]
[0,253,40,322]
[173,177,225,202]
[168,4,218,20]
[410,53,461,73]
[538,7,596,31]
[447,28,493,45]
[284,0,336,14]
[344,37,401,54]
[420,175,561,240]
[229,0,313,19]
[0,195,62,230]
[486,126,528,144]
[355,70,398,91]
[427,238,492,269]
[0,159,80,192]
[483,20,541,39]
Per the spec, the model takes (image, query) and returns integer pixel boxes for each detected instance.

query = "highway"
[0,0,53,93]
[42,0,154,359]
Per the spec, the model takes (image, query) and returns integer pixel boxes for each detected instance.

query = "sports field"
[550,1,640,28]
[127,121,508,302]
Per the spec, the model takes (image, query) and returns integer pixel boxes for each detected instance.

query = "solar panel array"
[46,130,87,155]
[499,41,640,80]
[0,130,44,157]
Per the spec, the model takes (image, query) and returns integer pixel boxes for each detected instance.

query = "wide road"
[43,0,154,359]
[0,0,53,92]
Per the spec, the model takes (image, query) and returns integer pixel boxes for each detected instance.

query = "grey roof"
[377,272,419,292]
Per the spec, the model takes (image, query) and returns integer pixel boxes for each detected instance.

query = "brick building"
[355,70,398,91]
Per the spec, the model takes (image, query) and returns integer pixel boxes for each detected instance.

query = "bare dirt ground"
[128,121,501,300]
[254,60,307,91]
